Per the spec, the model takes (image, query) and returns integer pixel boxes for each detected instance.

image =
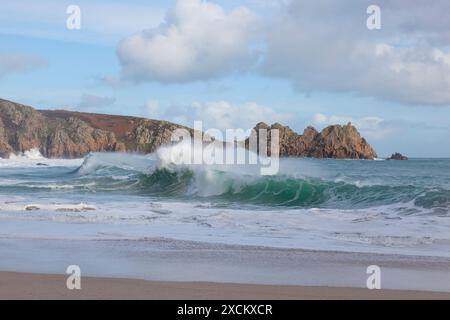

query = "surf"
[69,146,450,211]
[1,145,449,212]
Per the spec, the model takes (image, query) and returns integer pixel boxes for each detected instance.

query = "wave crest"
[4,146,448,211]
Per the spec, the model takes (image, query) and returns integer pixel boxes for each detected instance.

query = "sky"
[0,0,450,157]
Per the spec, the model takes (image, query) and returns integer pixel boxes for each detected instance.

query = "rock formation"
[246,122,377,160]
[0,98,189,158]
[388,152,408,160]
[1,98,377,160]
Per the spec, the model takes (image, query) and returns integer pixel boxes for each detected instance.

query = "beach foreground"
[1,271,450,300]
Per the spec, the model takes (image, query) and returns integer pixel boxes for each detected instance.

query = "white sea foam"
[0,148,83,168]
[77,152,155,175]
[9,148,45,160]
[0,150,449,258]
[1,195,449,257]
[0,201,96,212]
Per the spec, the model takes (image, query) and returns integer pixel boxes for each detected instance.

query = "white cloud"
[261,0,450,106]
[118,0,259,82]
[312,113,328,125]
[0,53,47,77]
[250,0,292,9]
[116,0,450,106]
[193,101,289,129]
[311,112,450,156]
[143,100,291,131]
[313,113,384,129]
[312,113,392,140]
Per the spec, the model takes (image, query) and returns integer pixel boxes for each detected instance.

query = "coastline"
[2,157,450,297]
[1,271,450,300]
[1,237,450,296]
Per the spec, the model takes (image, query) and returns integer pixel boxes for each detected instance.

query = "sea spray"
[1,152,450,256]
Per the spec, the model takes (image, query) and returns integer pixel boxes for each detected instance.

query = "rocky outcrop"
[1,98,377,160]
[246,122,377,160]
[0,117,14,157]
[0,98,187,158]
[309,123,377,159]
[40,109,193,155]
[0,100,48,157]
[388,152,408,160]
[46,117,124,158]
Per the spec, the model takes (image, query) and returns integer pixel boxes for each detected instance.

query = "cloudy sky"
[1,0,449,157]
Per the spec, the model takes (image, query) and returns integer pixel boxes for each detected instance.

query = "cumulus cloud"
[261,0,450,106]
[313,113,384,129]
[311,112,445,142]
[116,0,450,106]
[312,113,391,140]
[78,94,116,110]
[118,0,259,83]
[143,100,291,131]
[0,53,47,77]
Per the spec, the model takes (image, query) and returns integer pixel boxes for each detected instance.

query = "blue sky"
[1,0,450,157]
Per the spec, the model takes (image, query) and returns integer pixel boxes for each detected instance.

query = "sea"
[1,145,449,259]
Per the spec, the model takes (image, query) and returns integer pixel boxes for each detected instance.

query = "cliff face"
[0,99,189,158]
[40,109,192,154]
[0,98,377,159]
[247,122,377,160]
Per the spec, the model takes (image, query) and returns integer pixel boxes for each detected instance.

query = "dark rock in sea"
[36,163,49,166]
[388,152,409,160]
[1,98,377,160]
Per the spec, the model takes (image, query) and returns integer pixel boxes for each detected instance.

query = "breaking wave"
[0,143,449,212]
[1,144,450,257]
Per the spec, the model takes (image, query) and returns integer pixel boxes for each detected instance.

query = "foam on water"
[1,148,83,168]
[0,196,449,257]
[0,145,449,257]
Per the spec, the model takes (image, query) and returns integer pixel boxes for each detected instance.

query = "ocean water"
[1,145,450,258]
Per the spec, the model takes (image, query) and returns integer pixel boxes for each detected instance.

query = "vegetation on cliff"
[1,98,377,159]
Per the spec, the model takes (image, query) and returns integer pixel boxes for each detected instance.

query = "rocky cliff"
[0,98,377,159]
[0,98,190,158]
[247,122,377,160]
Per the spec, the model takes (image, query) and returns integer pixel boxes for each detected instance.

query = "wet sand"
[1,238,450,297]
[1,271,450,300]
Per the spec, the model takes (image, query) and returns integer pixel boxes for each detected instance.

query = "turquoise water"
[1,154,449,211]
[0,150,450,256]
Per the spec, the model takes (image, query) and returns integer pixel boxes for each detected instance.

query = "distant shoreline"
[1,98,377,160]
[2,150,450,161]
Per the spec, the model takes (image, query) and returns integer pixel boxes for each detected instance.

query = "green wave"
[2,164,449,210]
[133,168,435,209]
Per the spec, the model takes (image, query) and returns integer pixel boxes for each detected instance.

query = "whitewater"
[1,145,450,258]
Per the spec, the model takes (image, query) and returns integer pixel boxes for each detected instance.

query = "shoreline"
[1,271,450,300]
[1,238,450,294]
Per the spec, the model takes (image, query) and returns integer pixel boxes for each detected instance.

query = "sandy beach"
[1,271,450,300]
[1,237,450,295]
[1,0,450,303]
